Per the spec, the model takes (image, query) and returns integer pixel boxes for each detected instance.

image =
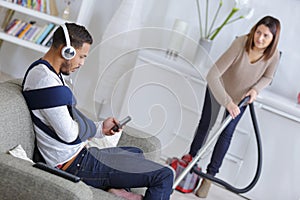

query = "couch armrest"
[0,154,121,200]
[117,126,161,162]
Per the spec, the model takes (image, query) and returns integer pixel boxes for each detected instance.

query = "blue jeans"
[189,88,247,176]
[66,146,174,200]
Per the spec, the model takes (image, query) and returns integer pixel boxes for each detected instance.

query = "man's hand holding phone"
[102,116,132,136]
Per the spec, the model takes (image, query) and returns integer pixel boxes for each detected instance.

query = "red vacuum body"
[168,157,201,193]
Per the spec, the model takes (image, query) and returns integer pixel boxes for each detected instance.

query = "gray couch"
[0,79,162,200]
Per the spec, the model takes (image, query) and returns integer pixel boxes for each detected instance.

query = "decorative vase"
[198,38,212,52]
[166,19,189,58]
[62,1,71,20]
[193,38,213,75]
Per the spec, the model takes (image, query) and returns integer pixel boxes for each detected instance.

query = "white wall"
[75,0,300,118]
[137,0,300,101]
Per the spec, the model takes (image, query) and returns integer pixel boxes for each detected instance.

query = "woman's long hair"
[245,16,281,60]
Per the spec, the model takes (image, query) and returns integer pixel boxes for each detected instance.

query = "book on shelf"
[35,0,42,12]
[21,0,27,7]
[16,22,30,38]
[25,25,41,41]
[10,21,26,36]
[49,0,58,16]
[5,0,51,13]
[5,19,21,35]
[22,24,36,40]
[32,24,48,43]
[37,0,48,13]
[39,0,44,13]
[27,0,32,8]
[1,8,14,30]
[35,23,55,44]
[4,18,19,32]
[45,37,53,47]
[41,24,58,46]
[14,21,28,37]
[45,0,50,15]
[17,21,36,39]
[32,0,39,11]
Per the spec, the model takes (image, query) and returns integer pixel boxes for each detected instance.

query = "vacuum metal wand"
[173,96,250,189]
[173,115,232,189]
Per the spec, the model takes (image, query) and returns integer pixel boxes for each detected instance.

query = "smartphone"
[111,116,132,132]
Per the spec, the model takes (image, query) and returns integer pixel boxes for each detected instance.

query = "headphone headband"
[61,24,71,47]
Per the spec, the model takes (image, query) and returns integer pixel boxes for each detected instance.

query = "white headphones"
[61,23,76,60]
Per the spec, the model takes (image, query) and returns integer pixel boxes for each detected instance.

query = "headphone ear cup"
[61,46,76,60]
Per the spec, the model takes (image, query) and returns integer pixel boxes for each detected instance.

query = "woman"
[182,15,281,198]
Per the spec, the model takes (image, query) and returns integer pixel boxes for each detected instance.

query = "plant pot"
[193,38,213,76]
[198,38,212,52]
[193,38,212,67]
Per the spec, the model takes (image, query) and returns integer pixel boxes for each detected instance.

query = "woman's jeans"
[66,146,174,200]
[189,88,247,176]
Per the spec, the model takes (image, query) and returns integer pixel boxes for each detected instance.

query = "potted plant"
[196,0,254,51]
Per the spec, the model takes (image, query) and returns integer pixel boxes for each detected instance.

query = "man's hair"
[245,15,281,60]
[52,23,93,49]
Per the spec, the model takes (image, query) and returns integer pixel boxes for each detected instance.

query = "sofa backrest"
[0,79,35,158]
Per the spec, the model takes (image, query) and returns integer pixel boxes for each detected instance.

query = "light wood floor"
[171,183,248,200]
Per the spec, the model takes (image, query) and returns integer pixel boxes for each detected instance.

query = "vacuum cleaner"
[171,96,262,194]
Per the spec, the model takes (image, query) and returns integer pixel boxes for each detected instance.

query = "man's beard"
[60,61,71,75]
[61,71,70,76]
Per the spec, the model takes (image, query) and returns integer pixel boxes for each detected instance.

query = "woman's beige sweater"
[206,35,280,107]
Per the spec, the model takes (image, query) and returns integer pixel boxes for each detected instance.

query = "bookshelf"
[0,0,91,53]
[0,1,66,24]
[0,31,48,52]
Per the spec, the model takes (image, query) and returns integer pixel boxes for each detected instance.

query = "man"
[22,22,173,200]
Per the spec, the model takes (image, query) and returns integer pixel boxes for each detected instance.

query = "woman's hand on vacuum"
[244,89,258,104]
[226,101,240,119]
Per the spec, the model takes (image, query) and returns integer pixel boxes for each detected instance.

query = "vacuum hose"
[193,101,262,193]
[173,96,263,194]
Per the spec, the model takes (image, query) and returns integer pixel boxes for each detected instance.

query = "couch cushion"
[0,80,35,157]
[0,154,95,200]
[118,126,161,162]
